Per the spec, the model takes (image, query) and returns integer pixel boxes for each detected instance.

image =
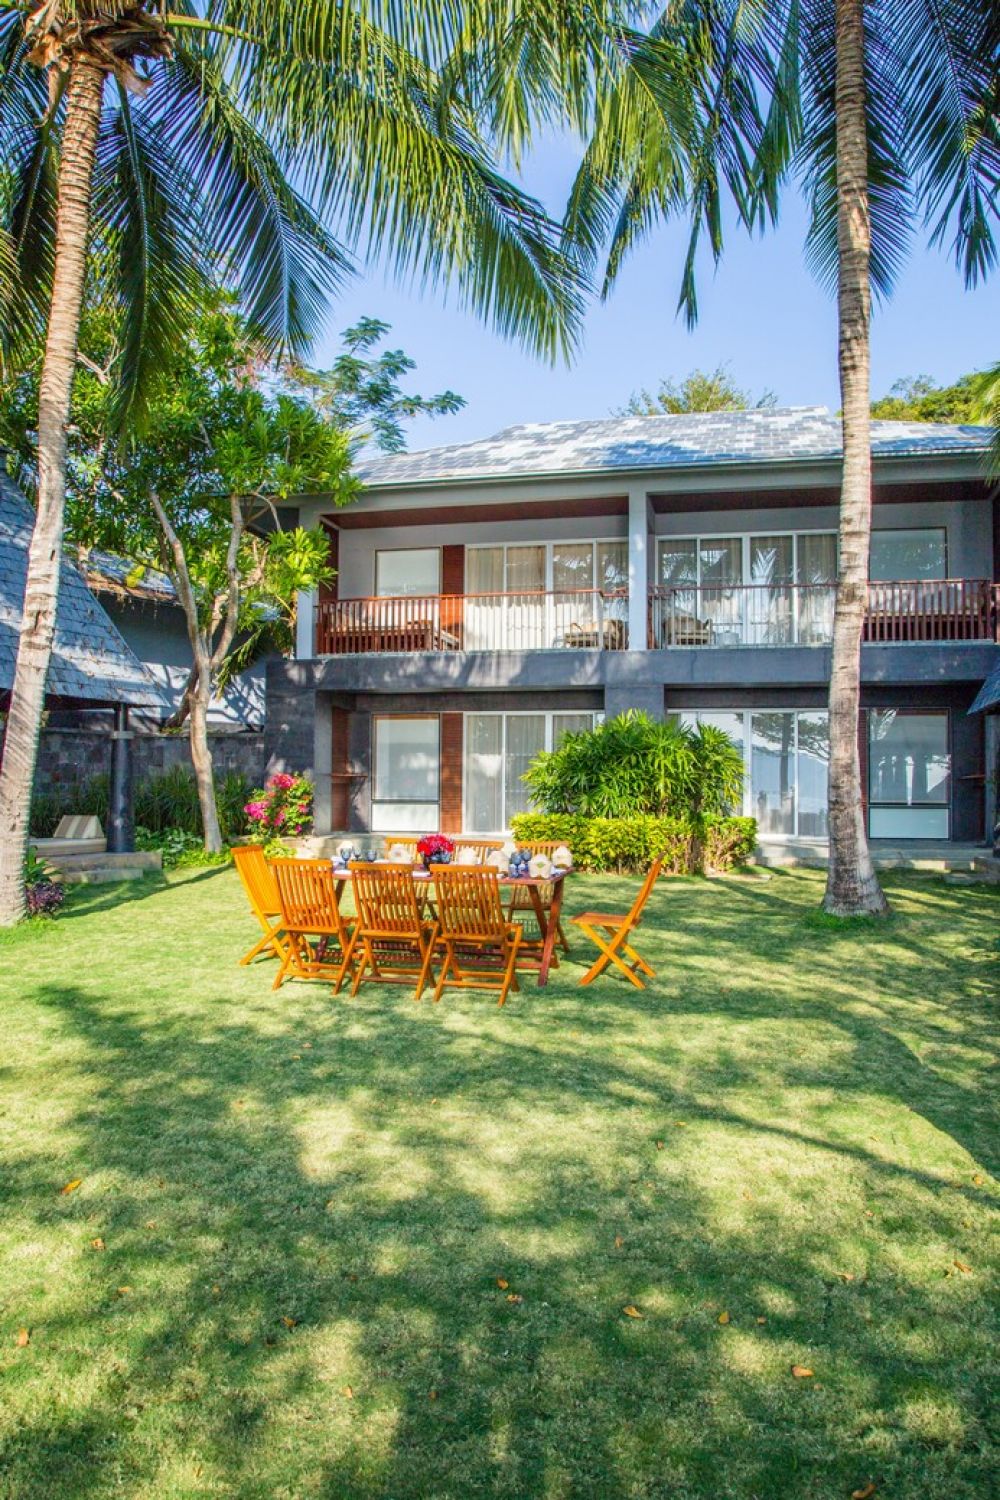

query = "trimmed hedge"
[510,812,757,875]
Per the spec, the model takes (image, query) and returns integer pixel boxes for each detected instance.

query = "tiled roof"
[0,473,169,706]
[356,407,994,488]
[970,663,1000,714]
[81,548,177,603]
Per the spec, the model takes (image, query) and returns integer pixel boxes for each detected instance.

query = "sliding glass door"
[677,709,829,838]
[868,711,950,838]
[464,712,598,831]
[466,541,627,650]
[657,532,837,646]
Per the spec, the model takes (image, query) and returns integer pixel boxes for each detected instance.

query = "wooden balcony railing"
[647,578,998,648]
[315,589,629,655]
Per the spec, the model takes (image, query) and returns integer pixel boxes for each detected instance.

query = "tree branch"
[149,488,209,671]
[210,491,244,673]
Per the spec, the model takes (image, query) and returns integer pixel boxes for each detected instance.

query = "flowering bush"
[24,849,65,917]
[26,879,65,917]
[416,833,455,864]
[244,773,313,840]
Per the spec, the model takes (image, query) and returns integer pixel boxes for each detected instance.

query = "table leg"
[536,878,565,987]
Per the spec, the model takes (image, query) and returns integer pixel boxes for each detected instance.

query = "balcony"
[648,578,998,649]
[316,589,629,655]
[313,580,998,656]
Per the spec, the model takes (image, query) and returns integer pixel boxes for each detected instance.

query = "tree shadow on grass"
[3,906,997,1500]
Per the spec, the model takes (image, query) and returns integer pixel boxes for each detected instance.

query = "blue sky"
[312,132,1000,452]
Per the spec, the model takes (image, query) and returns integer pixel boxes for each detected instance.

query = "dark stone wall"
[34,726,268,798]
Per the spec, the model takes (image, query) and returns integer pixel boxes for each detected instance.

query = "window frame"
[373,546,442,597]
[466,537,629,596]
[462,709,600,832]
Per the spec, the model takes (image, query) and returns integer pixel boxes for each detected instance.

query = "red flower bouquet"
[416,833,455,866]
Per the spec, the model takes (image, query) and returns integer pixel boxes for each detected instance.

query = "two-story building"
[265,408,999,851]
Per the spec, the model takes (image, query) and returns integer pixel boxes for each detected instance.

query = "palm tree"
[566,0,1000,914]
[0,0,600,923]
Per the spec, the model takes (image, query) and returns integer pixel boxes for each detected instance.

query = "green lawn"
[0,866,997,1500]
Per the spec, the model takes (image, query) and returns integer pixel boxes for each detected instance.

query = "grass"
[0,866,997,1500]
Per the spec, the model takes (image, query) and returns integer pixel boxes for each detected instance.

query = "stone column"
[107,703,134,853]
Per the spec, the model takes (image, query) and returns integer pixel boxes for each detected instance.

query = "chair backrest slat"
[351,863,423,934]
[432,866,506,941]
[272,858,346,938]
[233,844,281,916]
[626,856,664,927]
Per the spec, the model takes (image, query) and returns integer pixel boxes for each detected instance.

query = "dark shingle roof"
[356,407,994,488]
[0,473,169,706]
[81,548,177,604]
[970,664,1000,714]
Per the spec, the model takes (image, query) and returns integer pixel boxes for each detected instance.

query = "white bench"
[31,815,107,859]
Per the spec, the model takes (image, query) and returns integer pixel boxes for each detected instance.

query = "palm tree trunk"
[0,57,105,926]
[823,0,889,917]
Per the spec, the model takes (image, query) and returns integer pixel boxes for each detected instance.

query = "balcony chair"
[431,866,525,1006]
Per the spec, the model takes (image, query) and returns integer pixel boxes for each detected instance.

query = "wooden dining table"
[330,866,570,987]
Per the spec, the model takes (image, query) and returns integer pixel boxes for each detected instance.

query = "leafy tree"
[616,364,775,417]
[0,0,603,922]
[4,297,354,849]
[567,0,1000,916]
[284,317,465,454]
[870,372,991,424]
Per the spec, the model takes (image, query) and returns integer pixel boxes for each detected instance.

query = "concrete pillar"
[107,703,134,853]
[604,684,664,721]
[296,588,317,660]
[627,487,651,651]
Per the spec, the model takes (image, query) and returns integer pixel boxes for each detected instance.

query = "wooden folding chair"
[347,863,439,1001]
[570,856,663,990]
[453,837,506,864]
[232,844,290,966]
[379,836,420,861]
[431,866,524,1006]
[271,858,356,993]
[506,840,571,957]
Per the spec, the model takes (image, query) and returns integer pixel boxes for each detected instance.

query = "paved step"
[42,849,163,884]
[61,866,152,885]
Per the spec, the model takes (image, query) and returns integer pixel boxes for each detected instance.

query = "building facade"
[264,409,999,848]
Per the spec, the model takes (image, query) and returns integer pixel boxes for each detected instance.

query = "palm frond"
[888,0,1000,287]
[798,2,911,301]
[145,43,355,360]
[236,12,585,359]
[93,82,204,431]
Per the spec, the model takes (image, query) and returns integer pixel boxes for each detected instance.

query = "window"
[868,711,949,838]
[464,712,600,831]
[375,548,440,597]
[677,708,829,839]
[656,532,838,645]
[465,540,627,650]
[371,716,440,832]
[869,529,946,582]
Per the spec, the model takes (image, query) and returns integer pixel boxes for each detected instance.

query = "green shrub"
[701,816,757,871]
[135,826,231,869]
[523,711,744,819]
[29,766,253,841]
[510,812,756,875]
